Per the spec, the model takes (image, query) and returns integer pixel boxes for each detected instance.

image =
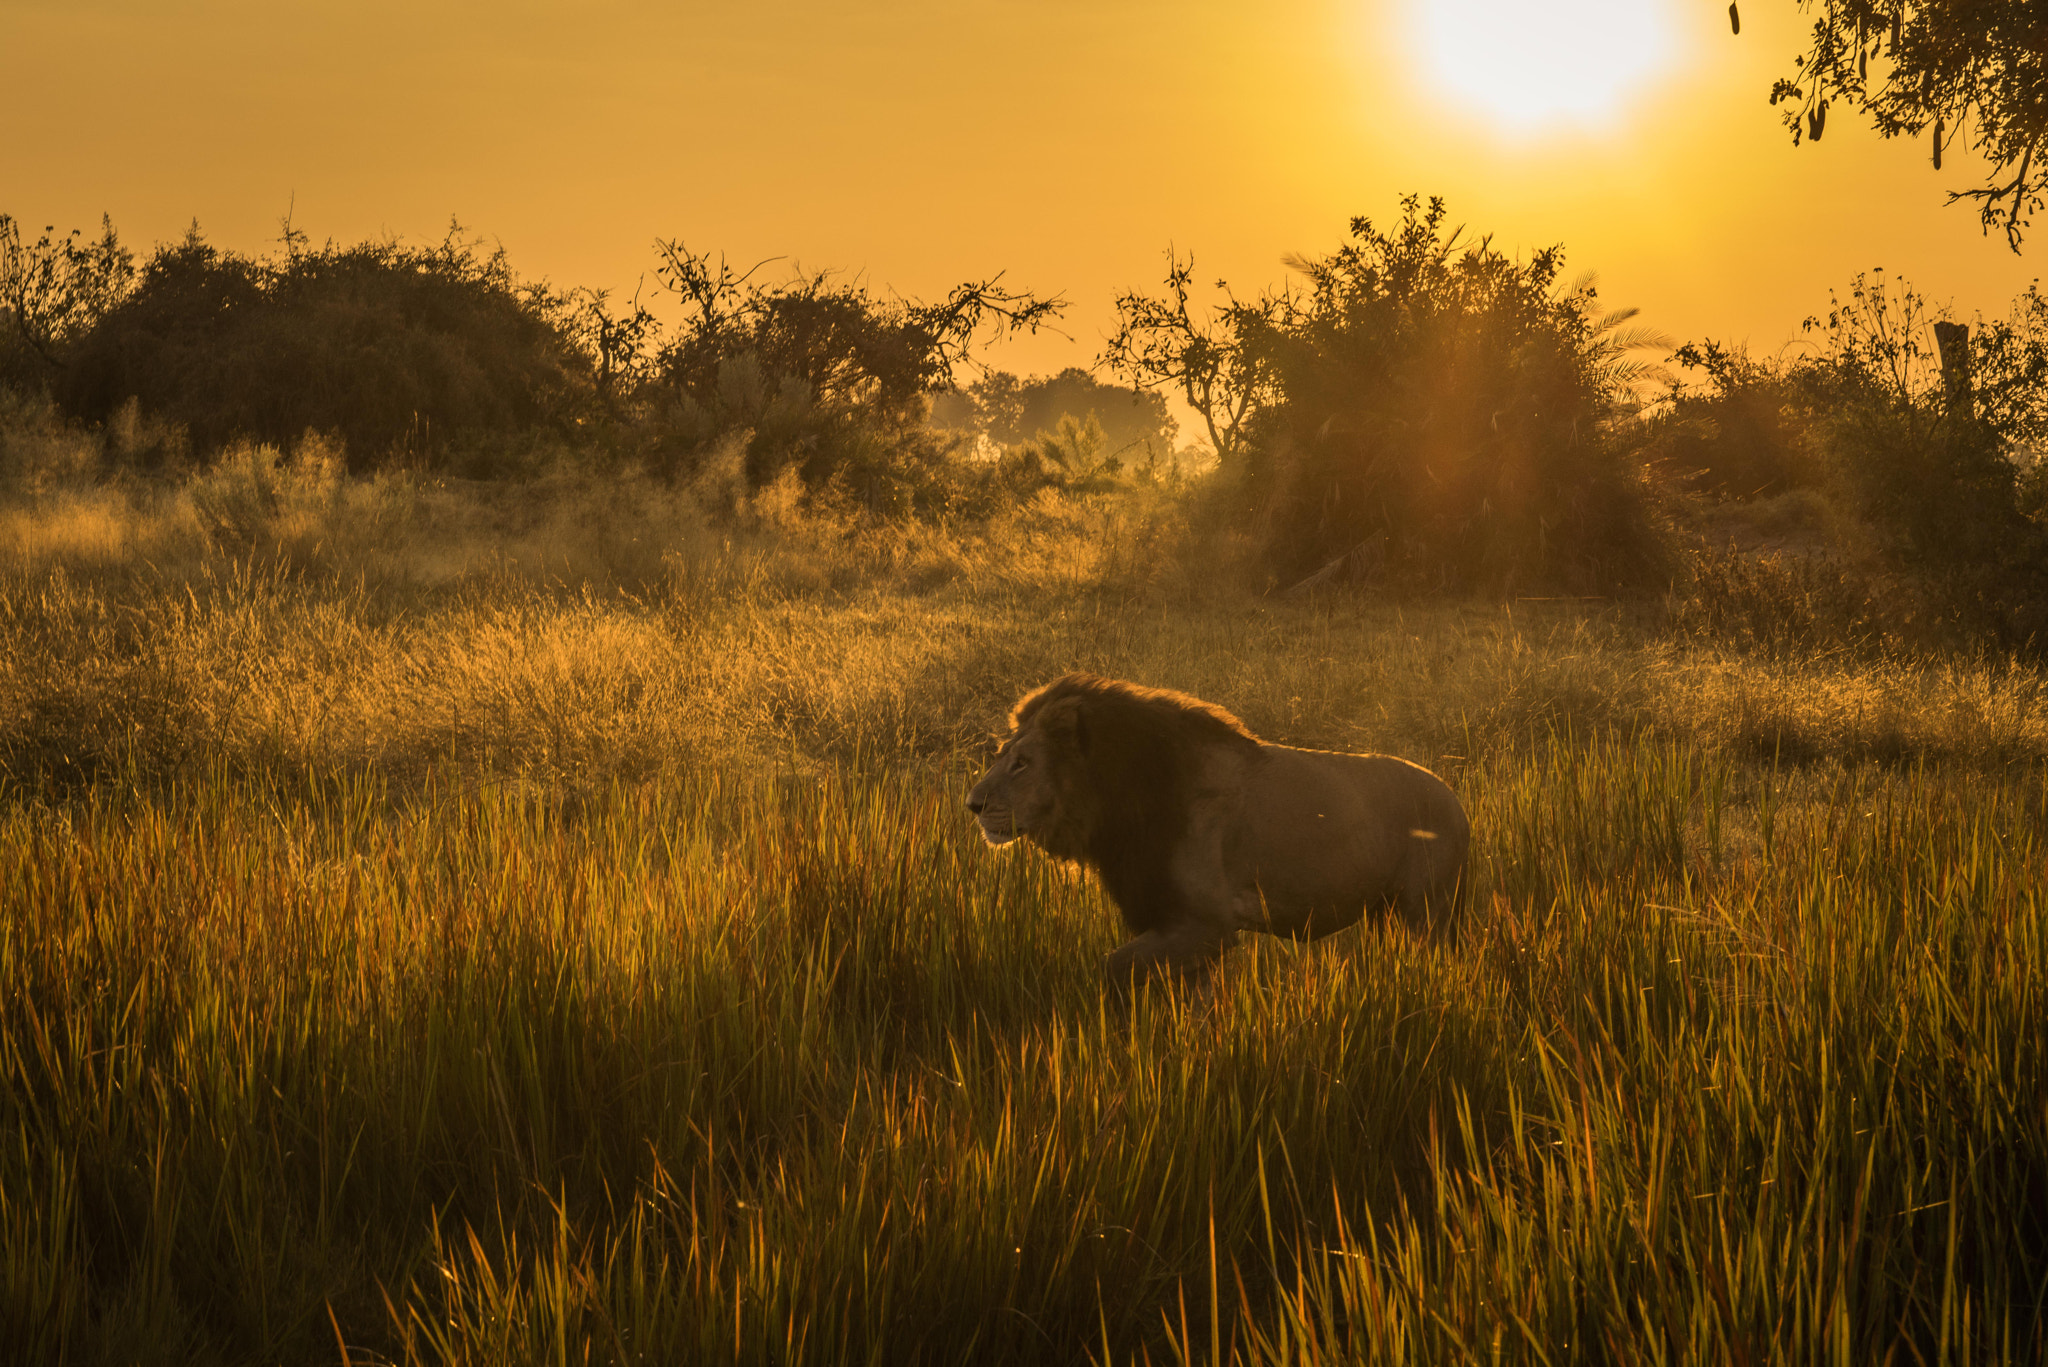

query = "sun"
[1403,0,1679,135]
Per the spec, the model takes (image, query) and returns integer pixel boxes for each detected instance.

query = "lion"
[966,673,1469,985]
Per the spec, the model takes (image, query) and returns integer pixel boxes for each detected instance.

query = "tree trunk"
[1933,320,1974,421]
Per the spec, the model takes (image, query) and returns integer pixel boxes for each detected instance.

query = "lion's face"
[965,722,1071,849]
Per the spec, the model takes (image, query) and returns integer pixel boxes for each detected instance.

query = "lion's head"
[966,674,1257,862]
[965,696,1087,855]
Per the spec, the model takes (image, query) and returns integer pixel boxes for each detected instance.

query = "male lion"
[966,674,1469,985]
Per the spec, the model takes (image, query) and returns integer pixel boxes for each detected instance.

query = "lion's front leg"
[1104,926,1237,990]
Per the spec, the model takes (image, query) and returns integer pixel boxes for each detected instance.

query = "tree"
[1737,1,2047,249]
[645,243,1064,505]
[652,242,1063,428]
[0,214,134,382]
[563,283,662,417]
[1099,251,1286,465]
[1245,197,1666,590]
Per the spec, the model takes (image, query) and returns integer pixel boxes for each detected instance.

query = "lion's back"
[1230,743,1468,933]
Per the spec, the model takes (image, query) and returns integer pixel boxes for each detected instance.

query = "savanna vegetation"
[1,197,2045,1365]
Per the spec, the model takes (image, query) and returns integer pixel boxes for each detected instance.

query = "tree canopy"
[1741,0,2046,249]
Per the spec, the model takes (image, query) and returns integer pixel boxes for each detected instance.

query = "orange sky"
[3,0,2039,387]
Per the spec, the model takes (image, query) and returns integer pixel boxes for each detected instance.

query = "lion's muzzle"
[967,794,1024,846]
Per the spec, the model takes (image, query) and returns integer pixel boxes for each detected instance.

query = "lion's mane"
[1001,674,1254,932]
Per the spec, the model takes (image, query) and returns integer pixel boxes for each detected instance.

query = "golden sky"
[3,0,2039,384]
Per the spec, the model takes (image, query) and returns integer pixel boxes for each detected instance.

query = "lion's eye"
[1012,755,1029,771]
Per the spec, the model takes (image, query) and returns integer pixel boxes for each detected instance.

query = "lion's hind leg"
[1393,827,1465,940]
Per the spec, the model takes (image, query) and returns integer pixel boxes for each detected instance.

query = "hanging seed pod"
[1892,9,1903,50]
[1728,2,1740,34]
[1809,100,1828,141]
[1934,117,1944,169]
[1859,46,1868,80]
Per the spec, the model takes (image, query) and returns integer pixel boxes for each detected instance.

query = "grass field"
[2,468,2045,1364]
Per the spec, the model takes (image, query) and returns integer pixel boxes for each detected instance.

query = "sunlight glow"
[1405,0,1679,135]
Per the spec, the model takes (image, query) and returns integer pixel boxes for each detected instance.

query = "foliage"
[0,386,111,495]
[1105,199,1670,592]
[653,243,1062,424]
[1102,249,1285,464]
[982,411,1166,500]
[1665,271,2048,650]
[1807,272,2048,646]
[1241,197,1669,592]
[561,283,663,417]
[1799,271,2048,559]
[1966,279,2048,452]
[48,218,593,472]
[645,242,1063,506]
[0,214,134,389]
[1744,0,2047,248]
[1660,340,1824,497]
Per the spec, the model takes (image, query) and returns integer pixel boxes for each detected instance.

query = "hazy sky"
[3,0,2039,383]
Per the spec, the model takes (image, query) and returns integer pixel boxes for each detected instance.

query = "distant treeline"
[6,201,2048,626]
[0,215,1134,514]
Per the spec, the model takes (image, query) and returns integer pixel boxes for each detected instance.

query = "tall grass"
[6,469,2045,793]
[1,469,2044,1363]
[4,740,2041,1364]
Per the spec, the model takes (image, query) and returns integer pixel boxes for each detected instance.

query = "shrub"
[0,386,104,493]
[985,414,1138,499]
[1657,341,1822,497]
[1792,273,2019,562]
[1110,196,1671,593]
[0,213,134,393]
[52,221,593,472]
[1802,273,2048,648]
[643,244,1061,511]
[1669,273,2048,653]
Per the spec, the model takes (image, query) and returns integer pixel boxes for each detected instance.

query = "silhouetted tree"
[1736,1,2046,248]
[1252,198,1668,590]
[1101,250,1284,464]
[0,214,134,385]
[564,284,662,417]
